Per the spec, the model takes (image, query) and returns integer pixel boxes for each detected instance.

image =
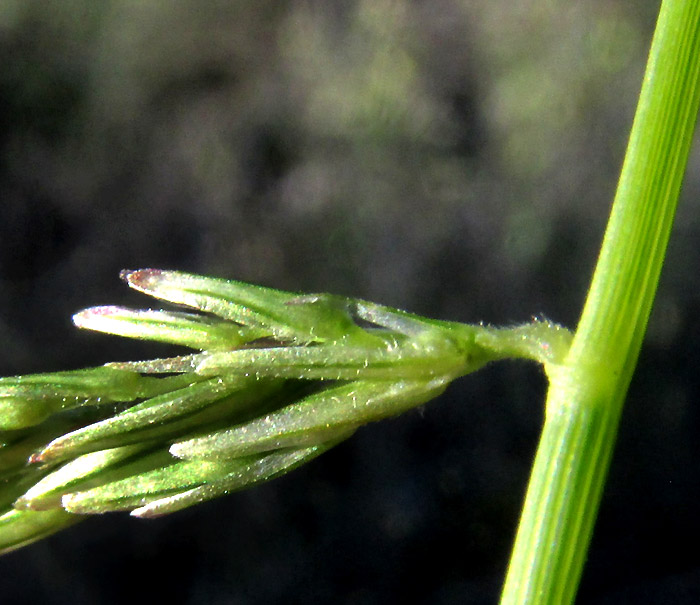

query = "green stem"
[500,2,700,604]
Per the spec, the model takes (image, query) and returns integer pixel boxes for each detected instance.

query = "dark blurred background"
[1,1,700,603]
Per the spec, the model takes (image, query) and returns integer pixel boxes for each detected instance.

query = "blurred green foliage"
[0,1,668,319]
